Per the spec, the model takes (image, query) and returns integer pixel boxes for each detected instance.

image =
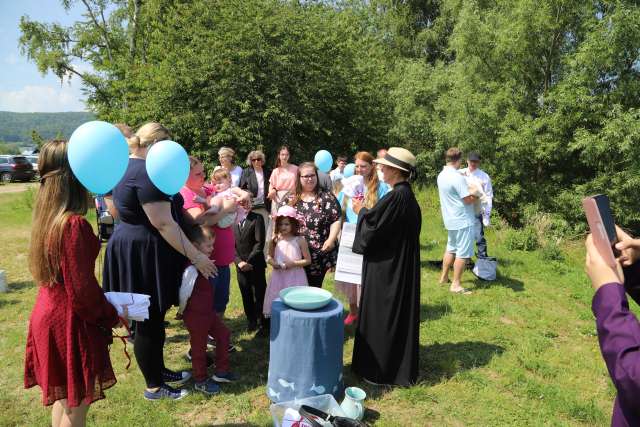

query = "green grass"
[0,186,627,426]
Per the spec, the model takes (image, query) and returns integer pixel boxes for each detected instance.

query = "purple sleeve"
[592,283,640,414]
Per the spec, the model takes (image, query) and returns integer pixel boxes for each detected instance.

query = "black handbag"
[299,405,368,427]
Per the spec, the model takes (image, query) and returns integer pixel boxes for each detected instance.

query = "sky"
[0,1,88,112]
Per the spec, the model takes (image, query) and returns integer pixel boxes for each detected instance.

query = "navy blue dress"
[103,158,186,313]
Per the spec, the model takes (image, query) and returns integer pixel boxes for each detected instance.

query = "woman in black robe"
[351,147,421,386]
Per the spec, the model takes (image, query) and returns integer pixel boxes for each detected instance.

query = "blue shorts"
[446,226,475,259]
[209,265,230,313]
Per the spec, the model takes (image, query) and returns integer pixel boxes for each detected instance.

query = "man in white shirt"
[329,155,347,183]
[460,151,493,258]
[437,147,476,294]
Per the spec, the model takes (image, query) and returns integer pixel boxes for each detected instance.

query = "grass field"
[0,185,628,426]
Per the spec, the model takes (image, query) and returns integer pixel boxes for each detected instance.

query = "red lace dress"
[24,215,120,407]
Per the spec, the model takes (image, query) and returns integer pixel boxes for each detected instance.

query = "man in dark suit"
[234,210,267,333]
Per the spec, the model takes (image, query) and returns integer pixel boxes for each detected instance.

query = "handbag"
[472,256,497,281]
[299,405,368,427]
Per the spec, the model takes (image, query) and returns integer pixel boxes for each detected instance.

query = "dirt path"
[0,183,37,194]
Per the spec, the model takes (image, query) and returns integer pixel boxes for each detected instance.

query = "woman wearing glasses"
[240,150,271,228]
[288,162,341,288]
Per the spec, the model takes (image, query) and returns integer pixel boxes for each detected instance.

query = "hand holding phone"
[583,195,618,269]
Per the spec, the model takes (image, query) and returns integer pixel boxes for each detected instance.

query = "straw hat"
[373,147,416,172]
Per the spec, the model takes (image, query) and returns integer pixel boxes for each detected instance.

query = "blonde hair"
[189,155,202,169]
[212,168,231,182]
[128,122,170,150]
[246,150,266,167]
[114,123,133,138]
[29,140,90,286]
[218,146,235,160]
[355,151,381,209]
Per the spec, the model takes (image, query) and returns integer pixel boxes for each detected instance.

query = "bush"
[541,241,565,262]
[504,226,539,251]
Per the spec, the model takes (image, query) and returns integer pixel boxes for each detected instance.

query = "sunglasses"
[251,158,263,162]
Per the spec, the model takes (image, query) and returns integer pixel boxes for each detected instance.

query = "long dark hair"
[274,145,291,169]
[269,215,302,258]
[290,162,320,207]
[29,140,90,285]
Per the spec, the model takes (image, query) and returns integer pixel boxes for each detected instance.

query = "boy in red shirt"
[177,226,236,394]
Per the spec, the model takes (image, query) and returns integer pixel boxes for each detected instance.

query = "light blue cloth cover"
[267,298,344,403]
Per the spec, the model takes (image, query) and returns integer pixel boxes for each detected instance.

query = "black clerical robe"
[351,181,422,386]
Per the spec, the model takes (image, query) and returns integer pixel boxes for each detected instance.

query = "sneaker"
[194,378,222,395]
[162,368,191,386]
[144,383,189,401]
[184,349,215,368]
[344,313,358,326]
[212,371,237,383]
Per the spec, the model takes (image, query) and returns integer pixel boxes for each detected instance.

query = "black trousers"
[133,308,167,388]
[306,269,327,288]
[236,266,267,326]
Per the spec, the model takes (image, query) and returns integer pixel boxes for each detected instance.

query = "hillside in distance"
[0,111,95,142]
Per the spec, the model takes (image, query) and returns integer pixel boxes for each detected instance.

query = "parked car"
[25,155,39,178]
[0,155,36,183]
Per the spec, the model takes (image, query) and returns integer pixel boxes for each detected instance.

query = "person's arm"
[266,238,281,269]
[285,237,311,269]
[320,193,342,252]
[268,168,278,200]
[592,283,640,408]
[231,187,251,203]
[483,174,493,225]
[198,198,237,226]
[62,217,120,328]
[104,195,119,221]
[322,220,341,252]
[143,201,216,278]
[586,233,640,409]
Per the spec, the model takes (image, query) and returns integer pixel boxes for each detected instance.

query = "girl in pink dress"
[263,206,311,318]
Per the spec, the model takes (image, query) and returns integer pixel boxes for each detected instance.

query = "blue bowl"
[279,286,333,310]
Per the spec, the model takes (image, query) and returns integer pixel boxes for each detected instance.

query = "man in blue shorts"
[437,147,477,294]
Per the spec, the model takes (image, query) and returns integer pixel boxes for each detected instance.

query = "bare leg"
[439,251,455,283]
[57,399,89,427]
[450,257,469,292]
[52,400,65,427]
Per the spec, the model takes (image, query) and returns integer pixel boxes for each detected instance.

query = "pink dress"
[263,236,308,316]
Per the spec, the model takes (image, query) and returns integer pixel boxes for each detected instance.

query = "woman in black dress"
[351,147,422,386]
[103,122,216,400]
[288,162,341,288]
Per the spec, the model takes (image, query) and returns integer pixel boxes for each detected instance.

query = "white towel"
[104,292,151,321]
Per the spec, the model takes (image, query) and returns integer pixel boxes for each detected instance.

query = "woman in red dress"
[24,140,123,426]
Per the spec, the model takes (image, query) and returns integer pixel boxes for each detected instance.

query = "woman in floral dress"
[288,162,341,288]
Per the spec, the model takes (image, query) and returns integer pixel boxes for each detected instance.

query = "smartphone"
[583,195,618,268]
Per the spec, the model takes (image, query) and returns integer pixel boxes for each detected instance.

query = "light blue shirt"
[338,181,390,224]
[437,165,475,230]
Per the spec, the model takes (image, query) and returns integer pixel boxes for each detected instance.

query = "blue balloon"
[68,121,129,194]
[343,163,355,178]
[314,150,333,173]
[145,140,189,195]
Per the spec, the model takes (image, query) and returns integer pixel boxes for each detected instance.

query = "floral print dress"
[293,191,341,277]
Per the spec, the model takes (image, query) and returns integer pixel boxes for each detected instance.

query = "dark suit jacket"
[240,167,272,212]
[233,211,266,269]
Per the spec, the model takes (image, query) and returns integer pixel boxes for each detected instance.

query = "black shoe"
[256,327,269,338]
[161,368,191,386]
[247,322,258,332]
